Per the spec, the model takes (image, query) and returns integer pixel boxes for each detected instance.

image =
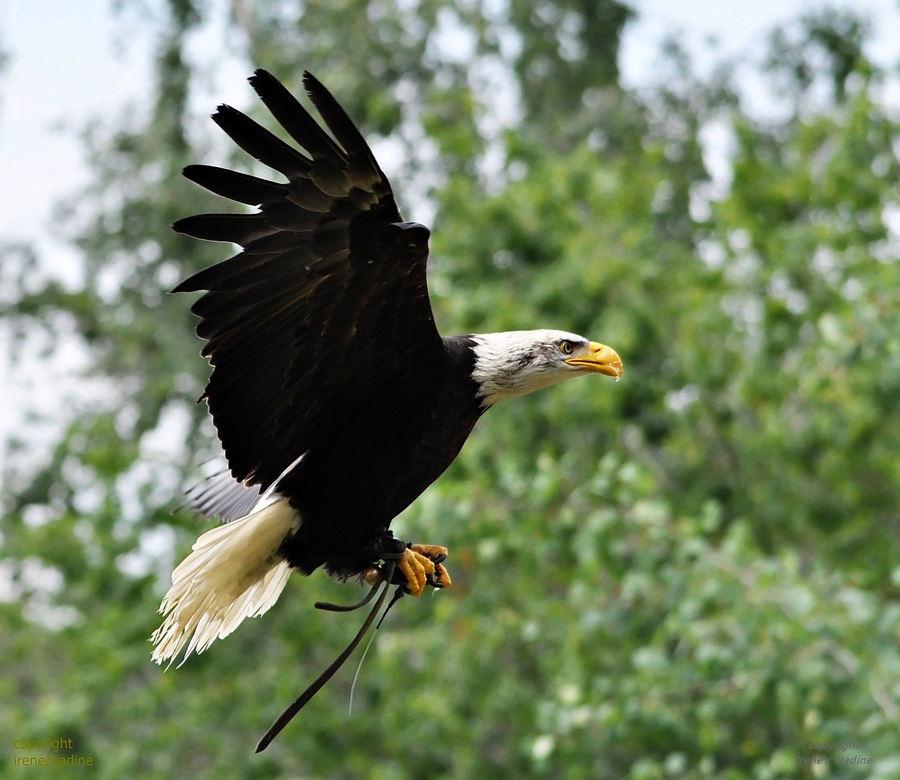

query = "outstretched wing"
[174,70,441,490]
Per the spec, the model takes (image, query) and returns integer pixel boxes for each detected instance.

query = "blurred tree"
[671,13,900,576]
[2,0,898,777]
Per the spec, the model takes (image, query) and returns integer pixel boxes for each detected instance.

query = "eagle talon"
[429,562,452,589]
[394,543,452,597]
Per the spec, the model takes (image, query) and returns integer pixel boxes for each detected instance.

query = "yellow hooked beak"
[564,341,623,381]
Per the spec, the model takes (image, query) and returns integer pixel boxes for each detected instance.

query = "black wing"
[174,70,441,489]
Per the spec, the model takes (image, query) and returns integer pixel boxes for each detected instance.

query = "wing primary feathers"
[173,213,276,246]
[301,71,381,174]
[179,249,316,296]
[249,69,347,165]
[261,201,322,233]
[244,231,314,255]
[173,251,282,294]
[183,165,286,206]
[212,105,312,177]
[190,271,322,319]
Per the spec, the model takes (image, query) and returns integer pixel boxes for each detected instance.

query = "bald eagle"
[151,69,622,737]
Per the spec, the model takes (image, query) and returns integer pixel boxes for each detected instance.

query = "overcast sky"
[1,0,899,473]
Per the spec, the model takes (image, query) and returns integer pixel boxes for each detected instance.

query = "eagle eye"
[559,340,575,355]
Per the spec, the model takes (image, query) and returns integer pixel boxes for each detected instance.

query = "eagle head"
[470,329,622,407]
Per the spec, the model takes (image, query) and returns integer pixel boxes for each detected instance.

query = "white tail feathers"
[151,497,300,667]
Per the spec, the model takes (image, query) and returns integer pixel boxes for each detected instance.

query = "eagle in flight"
[151,69,622,746]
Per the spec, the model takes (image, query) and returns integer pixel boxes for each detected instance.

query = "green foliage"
[3,0,898,777]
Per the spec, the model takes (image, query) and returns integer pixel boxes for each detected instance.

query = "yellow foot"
[397,544,452,597]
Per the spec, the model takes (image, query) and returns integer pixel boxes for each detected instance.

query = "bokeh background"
[2,1,899,777]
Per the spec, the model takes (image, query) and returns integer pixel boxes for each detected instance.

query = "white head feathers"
[470,329,592,407]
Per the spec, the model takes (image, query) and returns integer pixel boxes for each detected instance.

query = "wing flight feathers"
[213,104,312,177]
[173,70,438,489]
[249,69,346,165]
[301,71,384,177]
[182,165,287,206]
